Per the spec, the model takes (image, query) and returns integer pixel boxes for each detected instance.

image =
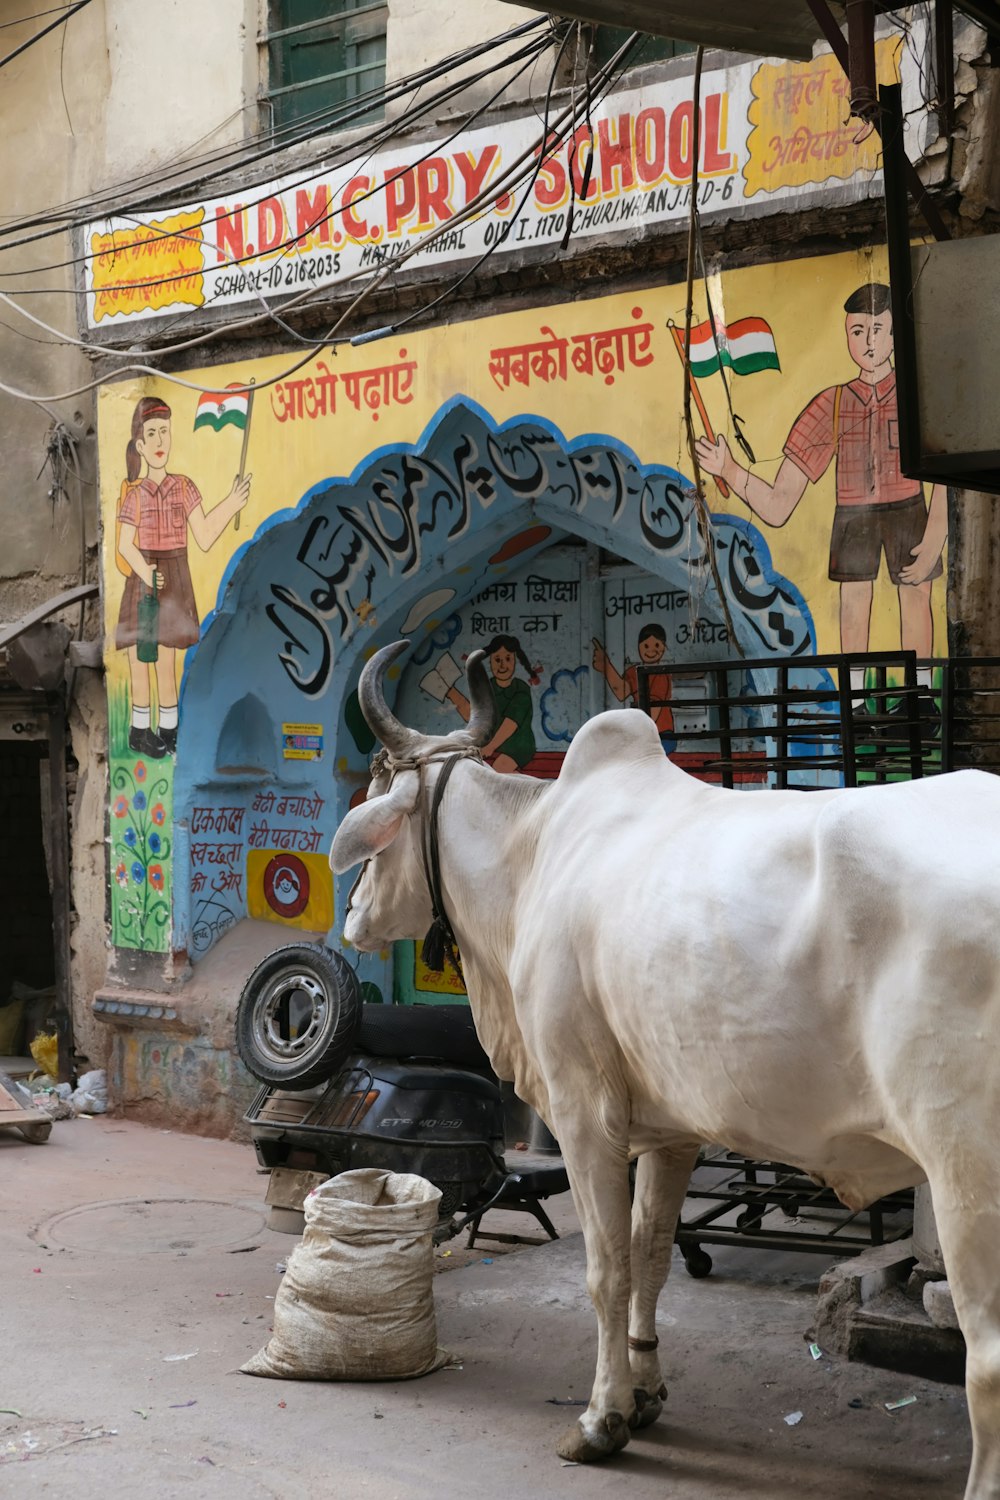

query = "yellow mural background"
[99,243,948,703]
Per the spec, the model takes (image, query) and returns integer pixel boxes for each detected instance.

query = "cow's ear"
[330,777,417,873]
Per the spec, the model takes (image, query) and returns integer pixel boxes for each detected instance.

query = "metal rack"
[636,652,1000,788]
[675,1150,914,1278]
[634,650,1000,1272]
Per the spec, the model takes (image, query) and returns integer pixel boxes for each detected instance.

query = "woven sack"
[242,1168,448,1381]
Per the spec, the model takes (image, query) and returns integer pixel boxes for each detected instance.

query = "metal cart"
[635,649,1000,1273]
[675,1149,914,1278]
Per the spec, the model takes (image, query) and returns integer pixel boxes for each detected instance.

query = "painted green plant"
[111,759,171,950]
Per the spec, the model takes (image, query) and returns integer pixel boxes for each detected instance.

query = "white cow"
[332,639,1000,1495]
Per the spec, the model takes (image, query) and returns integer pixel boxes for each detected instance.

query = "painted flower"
[151,803,166,826]
[114,861,128,888]
[134,761,147,783]
[124,827,137,848]
[131,861,145,885]
[113,795,129,818]
[148,831,161,854]
[149,864,164,891]
[133,790,147,812]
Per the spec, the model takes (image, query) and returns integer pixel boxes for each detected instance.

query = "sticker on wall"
[282,722,323,760]
[247,850,334,931]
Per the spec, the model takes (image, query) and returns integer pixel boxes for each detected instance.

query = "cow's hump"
[559,709,666,784]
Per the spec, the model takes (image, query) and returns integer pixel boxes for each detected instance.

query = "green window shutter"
[591,25,697,71]
[267,1,387,130]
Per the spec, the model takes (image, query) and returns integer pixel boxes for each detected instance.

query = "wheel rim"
[251,969,337,1072]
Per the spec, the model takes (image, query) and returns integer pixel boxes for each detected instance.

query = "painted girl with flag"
[114,393,252,758]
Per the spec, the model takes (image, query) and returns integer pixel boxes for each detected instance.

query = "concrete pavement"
[1,1116,972,1498]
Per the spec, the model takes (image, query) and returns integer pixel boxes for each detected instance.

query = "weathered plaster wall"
[99,0,255,186]
[385,0,549,112]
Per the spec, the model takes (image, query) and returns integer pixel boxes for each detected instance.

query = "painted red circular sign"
[263,853,310,919]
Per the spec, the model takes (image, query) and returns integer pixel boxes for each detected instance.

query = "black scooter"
[237,943,568,1241]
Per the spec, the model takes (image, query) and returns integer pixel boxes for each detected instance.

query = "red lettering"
[702,93,733,173]
[384,167,417,236]
[597,114,635,196]
[667,101,695,183]
[567,125,598,201]
[533,140,567,209]
[258,197,285,255]
[453,144,499,204]
[416,158,451,226]
[214,204,245,265]
[341,175,371,241]
[295,184,331,246]
[635,107,666,186]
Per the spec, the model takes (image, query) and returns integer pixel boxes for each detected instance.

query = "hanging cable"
[680,46,743,659]
[0,22,641,407]
[0,27,551,292]
[0,17,551,253]
[0,0,89,71]
[0,19,635,372]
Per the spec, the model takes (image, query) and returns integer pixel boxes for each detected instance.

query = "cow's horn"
[465,648,494,747]
[358,639,422,756]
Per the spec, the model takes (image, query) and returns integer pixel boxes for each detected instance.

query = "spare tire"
[236,943,362,1090]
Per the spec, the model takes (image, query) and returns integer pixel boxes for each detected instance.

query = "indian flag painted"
[687,317,780,378]
[193,382,251,432]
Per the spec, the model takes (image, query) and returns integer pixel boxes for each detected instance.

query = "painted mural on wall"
[98,249,947,966]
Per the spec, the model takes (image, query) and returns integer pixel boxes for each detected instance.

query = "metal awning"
[500,0,1000,61]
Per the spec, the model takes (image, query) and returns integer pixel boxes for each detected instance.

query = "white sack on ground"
[242,1168,448,1381]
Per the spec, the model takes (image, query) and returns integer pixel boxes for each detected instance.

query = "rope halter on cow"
[369,743,484,979]
[353,639,496,983]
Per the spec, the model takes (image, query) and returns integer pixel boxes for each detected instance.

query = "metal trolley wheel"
[683,1246,713,1279]
[235,943,362,1091]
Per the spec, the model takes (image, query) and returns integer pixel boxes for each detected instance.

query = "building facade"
[2,1,997,1132]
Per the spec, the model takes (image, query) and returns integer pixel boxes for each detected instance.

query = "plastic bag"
[242,1169,448,1382]
[29,1032,59,1080]
[71,1068,108,1114]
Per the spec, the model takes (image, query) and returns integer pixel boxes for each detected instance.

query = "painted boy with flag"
[695,284,947,710]
[114,392,252,757]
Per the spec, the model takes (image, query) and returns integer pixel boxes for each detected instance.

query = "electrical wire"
[0,3,80,33]
[0,22,640,408]
[0,19,547,241]
[0,16,552,251]
[0,27,552,288]
[0,0,89,71]
[0,32,554,358]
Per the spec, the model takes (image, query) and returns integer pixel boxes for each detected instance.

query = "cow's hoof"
[556,1410,631,1463]
[629,1383,668,1429]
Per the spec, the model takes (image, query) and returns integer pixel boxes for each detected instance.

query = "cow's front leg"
[627,1142,700,1430]
[554,1116,634,1464]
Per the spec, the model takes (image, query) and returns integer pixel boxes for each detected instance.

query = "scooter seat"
[358,1003,492,1072]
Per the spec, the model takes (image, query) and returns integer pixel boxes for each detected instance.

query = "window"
[591,25,696,72]
[265,0,387,132]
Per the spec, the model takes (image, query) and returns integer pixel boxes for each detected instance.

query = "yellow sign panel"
[413,941,467,997]
[90,210,206,322]
[247,849,334,932]
[744,38,902,198]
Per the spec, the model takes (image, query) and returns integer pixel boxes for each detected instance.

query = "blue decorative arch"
[174,398,815,969]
